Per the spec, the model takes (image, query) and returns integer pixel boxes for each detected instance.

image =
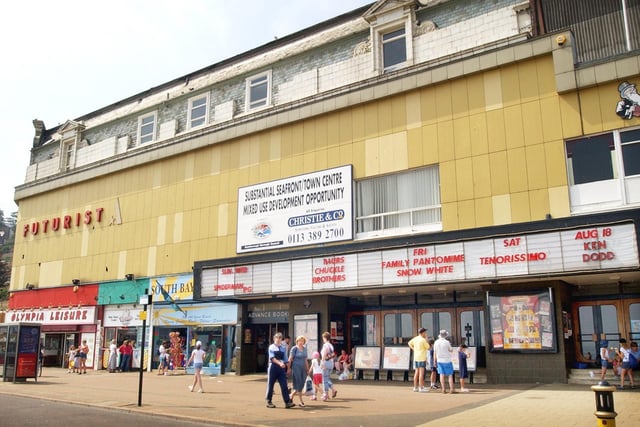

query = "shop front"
[195,209,640,383]
[6,284,100,369]
[101,304,144,369]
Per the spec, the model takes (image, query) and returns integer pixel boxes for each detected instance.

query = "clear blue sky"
[0,0,372,217]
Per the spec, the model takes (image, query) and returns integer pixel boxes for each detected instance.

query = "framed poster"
[382,346,411,370]
[294,314,319,358]
[487,288,557,353]
[353,346,381,370]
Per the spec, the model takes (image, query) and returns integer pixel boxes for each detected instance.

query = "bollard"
[591,381,617,427]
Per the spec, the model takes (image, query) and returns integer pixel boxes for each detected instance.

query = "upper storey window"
[138,112,157,145]
[245,71,271,111]
[566,127,640,213]
[188,94,209,129]
[382,27,407,72]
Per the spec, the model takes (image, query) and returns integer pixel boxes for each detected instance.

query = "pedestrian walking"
[408,327,430,392]
[186,341,206,393]
[288,335,309,407]
[265,332,295,409]
[320,331,338,400]
[308,351,325,401]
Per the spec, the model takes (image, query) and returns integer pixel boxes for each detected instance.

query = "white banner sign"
[5,306,97,325]
[201,223,639,297]
[236,165,353,253]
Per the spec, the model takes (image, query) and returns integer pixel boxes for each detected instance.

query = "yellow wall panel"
[377,100,393,136]
[525,144,548,190]
[420,86,438,125]
[435,84,453,121]
[598,83,627,131]
[485,69,505,109]
[518,61,539,103]
[269,129,282,161]
[441,201,459,231]
[489,151,509,195]
[450,79,469,119]
[365,137,380,176]
[351,107,365,142]
[500,65,521,106]
[280,156,293,179]
[407,128,423,169]
[457,199,476,229]
[303,151,316,172]
[405,91,422,129]
[544,140,568,187]
[474,197,493,227]
[326,146,342,169]
[504,105,525,149]
[548,186,571,218]
[339,144,354,171]
[303,120,316,152]
[536,57,556,97]
[486,110,506,153]
[351,140,366,177]
[467,74,486,115]
[315,115,329,149]
[492,194,511,225]
[453,116,471,159]
[422,124,439,165]
[529,189,550,221]
[539,97,563,142]
[455,157,474,201]
[437,121,455,162]
[280,126,293,158]
[578,90,604,135]
[469,113,488,156]
[507,147,528,193]
[522,101,543,146]
[364,103,379,139]
[440,160,458,203]
[510,191,531,223]
[291,123,304,156]
[381,132,409,174]
[338,110,352,144]
[391,95,407,133]
[472,154,491,198]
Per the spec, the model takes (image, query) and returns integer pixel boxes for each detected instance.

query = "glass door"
[574,302,621,362]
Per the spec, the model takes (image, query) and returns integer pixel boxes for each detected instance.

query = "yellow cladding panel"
[379,132,408,174]
[489,151,509,195]
[474,197,494,227]
[518,61,539,103]
[281,126,293,158]
[484,69,503,111]
[467,74,486,115]
[420,86,438,125]
[391,95,407,133]
[352,107,366,142]
[364,103,379,139]
[352,140,366,176]
[536,56,556,97]
[486,110,506,152]
[437,121,455,162]
[504,105,525,149]
[440,160,457,203]
[451,79,469,119]
[529,189,550,221]
[539,97,563,142]
[407,128,424,168]
[492,194,511,225]
[580,89,606,135]
[525,144,548,190]
[469,113,488,156]
[291,123,304,156]
[556,94,581,138]
[441,201,459,230]
[548,186,571,218]
[456,157,474,201]
[303,120,316,152]
[315,115,329,149]
[406,91,422,129]
[510,191,531,222]
[435,84,453,121]
[507,147,528,193]
[545,140,568,187]
[522,101,544,146]
[472,154,491,198]
[377,99,392,135]
[422,124,439,165]
[453,117,471,159]
[457,199,476,229]
[365,137,380,175]
[338,110,352,144]
[500,65,521,106]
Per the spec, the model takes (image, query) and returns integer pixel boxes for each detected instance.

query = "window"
[383,312,413,345]
[355,166,441,238]
[382,27,407,72]
[138,112,157,145]
[566,127,640,212]
[245,71,271,111]
[188,94,209,129]
[63,141,74,171]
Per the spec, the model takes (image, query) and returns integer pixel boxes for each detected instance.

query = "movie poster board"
[487,288,557,352]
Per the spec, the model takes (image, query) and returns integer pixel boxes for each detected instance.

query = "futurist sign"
[236,165,353,253]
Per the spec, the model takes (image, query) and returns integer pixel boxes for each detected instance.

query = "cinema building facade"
[8,0,640,383]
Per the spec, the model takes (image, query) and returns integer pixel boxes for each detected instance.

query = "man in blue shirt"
[265,332,295,408]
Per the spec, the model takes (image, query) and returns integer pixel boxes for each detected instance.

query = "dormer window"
[245,70,271,111]
[382,27,407,72]
[188,94,209,129]
[138,112,157,145]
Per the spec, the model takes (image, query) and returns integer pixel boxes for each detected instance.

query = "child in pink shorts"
[309,351,325,400]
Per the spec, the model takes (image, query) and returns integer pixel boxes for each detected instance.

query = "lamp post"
[138,290,152,407]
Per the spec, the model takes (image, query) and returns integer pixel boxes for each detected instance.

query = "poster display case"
[487,289,557,353]
[1,323,42,382]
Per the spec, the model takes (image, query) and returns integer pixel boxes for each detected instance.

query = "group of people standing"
[265,331,338,409]
[66,340,89,374]
[106,339,133,373]
[599,338,638,389]
[408,328,471,394]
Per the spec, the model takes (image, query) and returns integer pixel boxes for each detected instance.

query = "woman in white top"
[108,339,118,373]
[186,341,207,393]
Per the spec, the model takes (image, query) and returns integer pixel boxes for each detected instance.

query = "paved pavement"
[0,368,637,426]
